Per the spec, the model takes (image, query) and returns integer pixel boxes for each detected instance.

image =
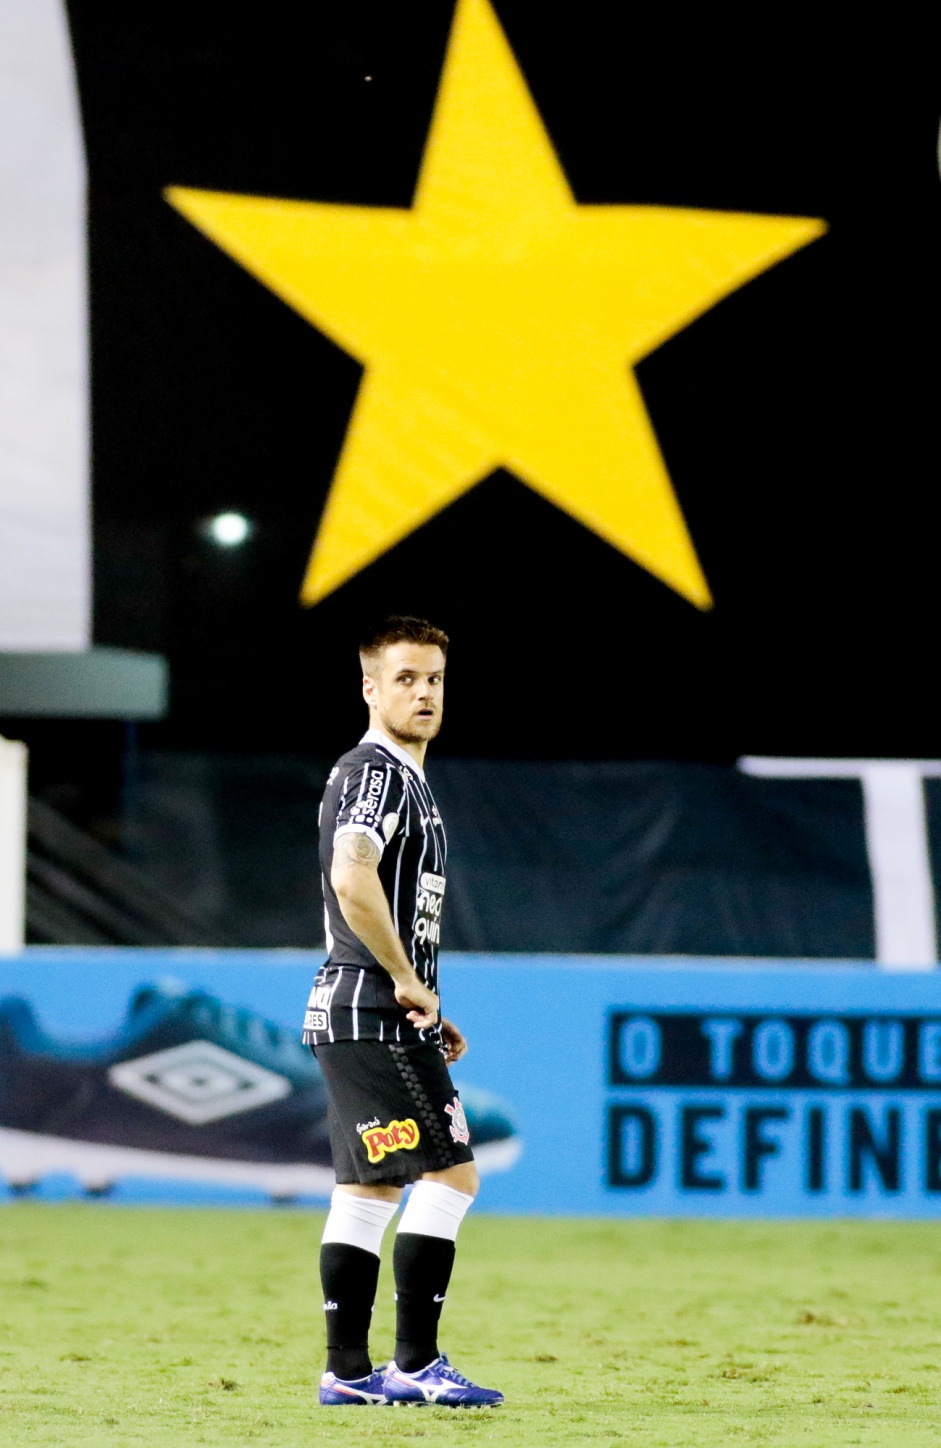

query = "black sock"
[393,1232,456,1373]
[320,1242,380,1380]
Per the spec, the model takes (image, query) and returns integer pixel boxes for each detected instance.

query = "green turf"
[1,1206,941,1445]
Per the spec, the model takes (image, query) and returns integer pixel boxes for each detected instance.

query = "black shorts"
[314,1037,475,1185]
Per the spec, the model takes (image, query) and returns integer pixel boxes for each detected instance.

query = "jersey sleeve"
[332,758,406,857]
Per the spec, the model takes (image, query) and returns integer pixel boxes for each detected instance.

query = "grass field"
[2,1206,941,1445]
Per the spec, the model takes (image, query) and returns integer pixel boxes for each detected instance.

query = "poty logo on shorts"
[360,1117,421,1164]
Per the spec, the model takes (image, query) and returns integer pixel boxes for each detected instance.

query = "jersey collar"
[361,727,426,780]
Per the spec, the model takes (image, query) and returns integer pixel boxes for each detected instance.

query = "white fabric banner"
[740,758,941,971]
[0,735,26,951]
[0,0,89,650]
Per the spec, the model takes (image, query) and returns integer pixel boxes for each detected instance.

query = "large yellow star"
[167,0,824,608]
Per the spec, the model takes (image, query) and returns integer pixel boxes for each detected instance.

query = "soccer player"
[303,616,503,1409]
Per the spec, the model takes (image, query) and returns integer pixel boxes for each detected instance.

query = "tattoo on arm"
[333,831,381,871]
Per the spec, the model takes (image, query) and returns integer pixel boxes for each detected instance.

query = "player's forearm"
[332,867,417,985]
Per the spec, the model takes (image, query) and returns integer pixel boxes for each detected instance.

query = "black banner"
[609,1011,941,1091]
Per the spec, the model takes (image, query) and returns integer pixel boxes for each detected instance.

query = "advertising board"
[2,950,940,1216]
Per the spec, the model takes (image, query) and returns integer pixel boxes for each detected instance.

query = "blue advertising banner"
[3,949,941,1216]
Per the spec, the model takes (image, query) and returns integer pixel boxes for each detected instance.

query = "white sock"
[396,1181,474,1242]
[321,1189,399,1255]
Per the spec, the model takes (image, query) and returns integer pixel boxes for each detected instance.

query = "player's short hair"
[359,615,449,675]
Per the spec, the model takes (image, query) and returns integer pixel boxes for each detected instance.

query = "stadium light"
[203,511,251,547]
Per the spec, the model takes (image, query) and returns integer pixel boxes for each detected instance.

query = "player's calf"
[319,1189,399,1398]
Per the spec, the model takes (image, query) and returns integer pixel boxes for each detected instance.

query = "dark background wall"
[37,756,941,959]
[6,4,941,951]
[63,0,941,762]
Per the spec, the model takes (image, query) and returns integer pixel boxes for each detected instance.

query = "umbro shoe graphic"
[319,1370,388,1406]
[383,1355,504,1408]
[0,982,332,1197]
[0,982,520,1196]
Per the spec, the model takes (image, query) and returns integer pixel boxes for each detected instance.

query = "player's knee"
[337,1182,404,1203]
[458,1163,480,1199]
[424,1161,479,1198]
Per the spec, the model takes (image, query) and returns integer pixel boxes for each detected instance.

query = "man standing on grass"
[302,615,503,1409]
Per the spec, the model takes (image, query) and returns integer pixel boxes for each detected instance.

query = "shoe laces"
[436,1356,473,1388]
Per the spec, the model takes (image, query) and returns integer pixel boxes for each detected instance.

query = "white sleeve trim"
[333,822,385,856]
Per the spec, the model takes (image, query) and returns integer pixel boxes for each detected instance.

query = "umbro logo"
[108,1040,292,1125]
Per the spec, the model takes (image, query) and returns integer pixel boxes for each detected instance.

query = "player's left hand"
[440,1017,468,1064]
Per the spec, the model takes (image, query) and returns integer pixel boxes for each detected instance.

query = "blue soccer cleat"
[319,1369,388,1406]
[383,1355,504,1408]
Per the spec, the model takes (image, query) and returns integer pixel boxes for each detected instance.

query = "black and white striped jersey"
[302,728,447,1046]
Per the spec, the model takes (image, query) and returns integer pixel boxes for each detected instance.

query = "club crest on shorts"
[360,1117,421,1164]
[445,1096,470,1145]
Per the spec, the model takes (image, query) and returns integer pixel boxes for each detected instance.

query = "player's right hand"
[395,976,439,1029]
